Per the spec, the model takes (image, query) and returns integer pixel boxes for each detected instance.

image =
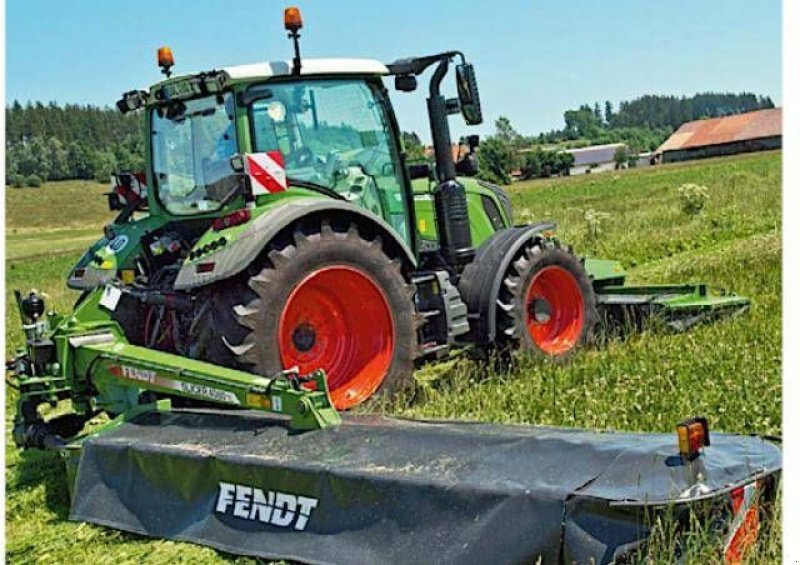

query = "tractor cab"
[143,60,413,244]
[112,7,487,269]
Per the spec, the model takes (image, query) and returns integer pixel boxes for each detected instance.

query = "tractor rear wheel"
[496,239,598,357]
[191,220,417,410]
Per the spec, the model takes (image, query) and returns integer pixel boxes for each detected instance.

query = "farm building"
[655,107,781,163]
[424,143,468,163]
[636,151,655,167]
[564,143,627,175]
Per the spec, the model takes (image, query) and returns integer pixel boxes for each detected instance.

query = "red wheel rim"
[525,265,584,355]
[278,266,395,409]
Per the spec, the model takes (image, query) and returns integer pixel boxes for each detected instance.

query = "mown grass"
[5,151,782,563]
[5,180,111,232]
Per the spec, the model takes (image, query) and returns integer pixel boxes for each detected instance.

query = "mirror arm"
[386,51,461,77]
[386,51,470,181]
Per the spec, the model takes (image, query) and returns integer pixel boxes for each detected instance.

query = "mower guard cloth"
[69,410,780,564]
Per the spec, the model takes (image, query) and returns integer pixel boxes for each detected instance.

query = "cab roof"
[222,58,389,80]
[137,58,391,107]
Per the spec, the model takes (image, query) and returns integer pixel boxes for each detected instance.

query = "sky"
[5,0,782,143]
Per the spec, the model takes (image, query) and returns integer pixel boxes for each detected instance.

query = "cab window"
[151,93,238,214]
[249,79,410,244]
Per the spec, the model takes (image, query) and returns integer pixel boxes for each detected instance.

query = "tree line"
[474,117,576,185]
[539,91,774,150]
[6,101,143,186]
[6,90,775,187]
[472,91,775,185]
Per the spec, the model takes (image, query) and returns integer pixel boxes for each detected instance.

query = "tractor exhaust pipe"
[427,58,474,270]
[428,60,457,182]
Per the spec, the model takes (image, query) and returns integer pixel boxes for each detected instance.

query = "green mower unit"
[8,7,774,563]
[10,287,340,451]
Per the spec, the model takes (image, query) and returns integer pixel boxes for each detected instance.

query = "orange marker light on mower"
[677,417,710,462]
[157,46,175,77]
[284,7,303,32]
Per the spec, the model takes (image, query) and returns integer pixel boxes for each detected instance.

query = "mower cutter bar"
[596,283,750,331]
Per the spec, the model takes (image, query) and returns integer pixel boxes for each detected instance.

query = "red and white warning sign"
[245,151,288,194]
[111,171,147,207]
[724,481,761,564]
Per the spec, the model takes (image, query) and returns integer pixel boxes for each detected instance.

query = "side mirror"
[408,163,432,180]
[394,74,417,92]
[227,153,256,204]
[455,63,483,125]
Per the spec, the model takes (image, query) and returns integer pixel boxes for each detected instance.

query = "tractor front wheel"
[497,239,598,357]
[192,220,417,410]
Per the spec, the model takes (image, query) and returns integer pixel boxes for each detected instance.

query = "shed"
[655,108,781,163]
[565,143,627,175]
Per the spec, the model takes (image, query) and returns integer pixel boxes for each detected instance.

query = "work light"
[284,7,303,32]
[157,46,175,77]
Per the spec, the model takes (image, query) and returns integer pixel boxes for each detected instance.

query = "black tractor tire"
[496,238,598,358]
[189,219,417,410]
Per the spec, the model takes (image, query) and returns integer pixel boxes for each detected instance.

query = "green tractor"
[58,9,745,413]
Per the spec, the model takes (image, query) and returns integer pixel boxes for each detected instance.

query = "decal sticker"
[108,364,241,406]
[246,393,271,410]
[107,234,130,254]
[99,285,123,312]
[179,382,240,405]
[215,482,319,531]
[119,365,157,384]
[246,151,288,194]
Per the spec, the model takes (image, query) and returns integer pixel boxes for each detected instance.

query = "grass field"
[5,153,782,563]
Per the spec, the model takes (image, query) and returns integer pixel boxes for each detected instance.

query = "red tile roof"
[657,108,781,153]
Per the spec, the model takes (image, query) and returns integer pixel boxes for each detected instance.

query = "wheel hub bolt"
[529,298,552,324]
[292,324,316,352]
